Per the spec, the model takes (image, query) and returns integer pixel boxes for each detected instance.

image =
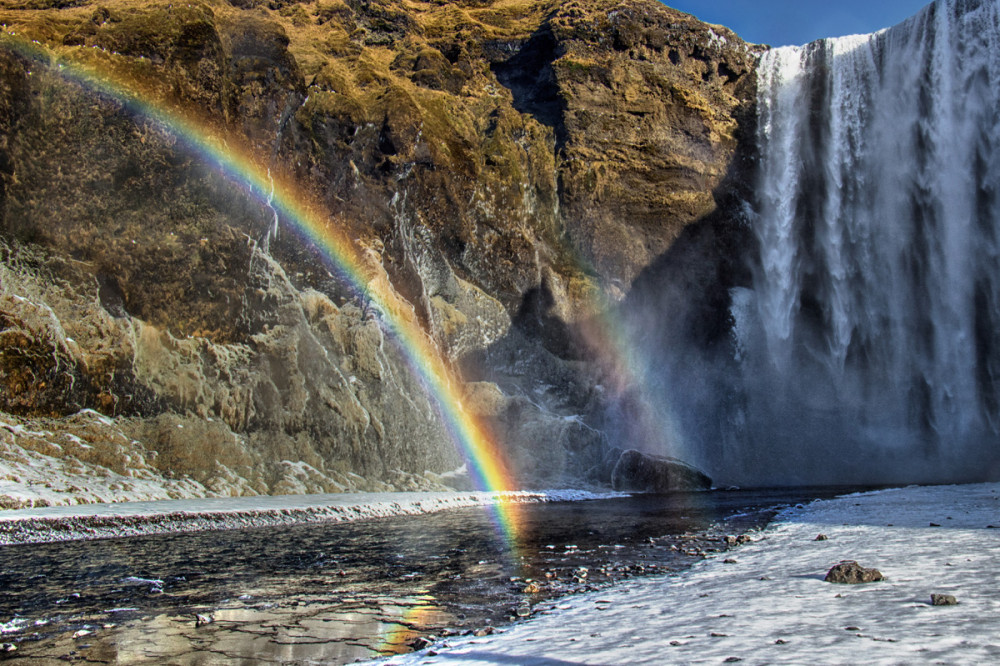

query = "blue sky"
[661,1,935,46]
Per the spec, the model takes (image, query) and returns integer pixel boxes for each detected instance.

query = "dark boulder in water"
[609,449,711,492]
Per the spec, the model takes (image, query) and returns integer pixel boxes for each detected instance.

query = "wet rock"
[815,534,828,541]
[824,561,884,584]
[610,450,712,492]
[408,637,434,650]
[931,594,958,606]
[194,613,214,627]
[723,558,737,564]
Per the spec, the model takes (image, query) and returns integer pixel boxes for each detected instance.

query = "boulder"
[610,449,712,492]
[824,561,884,584]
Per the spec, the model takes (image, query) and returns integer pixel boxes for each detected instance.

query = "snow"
[377,483,1000,665]
[0,489,623,545]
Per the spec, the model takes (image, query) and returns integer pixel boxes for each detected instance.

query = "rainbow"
[0,31,525,545]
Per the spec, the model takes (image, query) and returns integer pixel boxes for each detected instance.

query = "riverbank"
[378,482,1000,665]
[0,490,816,663]
[0,489,619,545]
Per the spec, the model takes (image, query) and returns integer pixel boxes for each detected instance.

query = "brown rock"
[824,561,884,584]
[931,594,958,606]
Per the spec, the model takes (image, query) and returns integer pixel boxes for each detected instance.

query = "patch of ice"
[0,618,30,635]
[75,409,113,426]
[122,577,165,587]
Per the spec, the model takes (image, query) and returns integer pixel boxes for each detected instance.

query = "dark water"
[0,488,859,664]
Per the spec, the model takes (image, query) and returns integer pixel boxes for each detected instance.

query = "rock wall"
[0,0,757,505]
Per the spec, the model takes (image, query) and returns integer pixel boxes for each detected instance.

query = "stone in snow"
[824,561,884,584]
[931,594,958,606]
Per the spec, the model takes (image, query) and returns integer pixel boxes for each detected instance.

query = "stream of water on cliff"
[705,0,1000,486]
[0,489,858,664]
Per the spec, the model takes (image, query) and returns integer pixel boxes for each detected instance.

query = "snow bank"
[0,489,620,545]
[380,483,1000,665]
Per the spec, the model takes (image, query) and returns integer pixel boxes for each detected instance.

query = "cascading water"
[728,0,1000,485]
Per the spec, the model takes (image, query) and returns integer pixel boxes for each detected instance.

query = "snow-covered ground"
[378,483,1000,665]
[0,489,619,545]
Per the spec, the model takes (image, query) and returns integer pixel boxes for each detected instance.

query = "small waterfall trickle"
[731,0,1000,484]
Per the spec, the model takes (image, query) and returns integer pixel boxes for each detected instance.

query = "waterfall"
[731,0,1000,485]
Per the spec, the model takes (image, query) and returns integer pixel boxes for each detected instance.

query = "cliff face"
[0,0,756,506]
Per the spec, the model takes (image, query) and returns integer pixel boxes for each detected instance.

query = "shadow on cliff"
[455,93,760,490]
[488,16,569,151]
[591,97,759,479]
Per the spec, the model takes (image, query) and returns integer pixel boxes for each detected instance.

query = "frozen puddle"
[379,482,1000,665]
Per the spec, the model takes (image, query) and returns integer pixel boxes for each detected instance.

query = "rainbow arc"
[0,31,524,547]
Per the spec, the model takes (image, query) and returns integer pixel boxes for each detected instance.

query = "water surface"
[0,488,859,663]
